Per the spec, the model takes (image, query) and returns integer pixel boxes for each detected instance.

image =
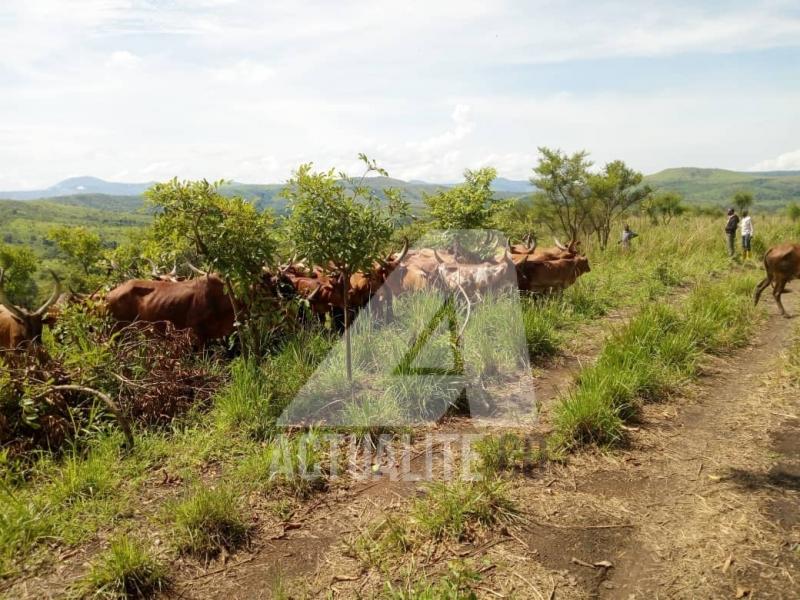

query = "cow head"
[510,233,538,255]
[373,239,409,283]
[0,268,62,343]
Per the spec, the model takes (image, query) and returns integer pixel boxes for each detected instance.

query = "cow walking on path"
[754,243,800,317]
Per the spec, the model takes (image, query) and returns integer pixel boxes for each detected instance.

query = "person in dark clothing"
[725,208,739,257]
[620,223,638,250]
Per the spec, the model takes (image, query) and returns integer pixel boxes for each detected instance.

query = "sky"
[1,0,800,189]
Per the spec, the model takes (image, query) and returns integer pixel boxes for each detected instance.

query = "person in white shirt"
[740,210,753,260]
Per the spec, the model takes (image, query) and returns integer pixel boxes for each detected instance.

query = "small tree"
[733,191,754,212]
[644,191,686,225]
[145,178,277,293]
[587,160,651,249]
[48,226,103,275]
[530,147,592,239]
[0,244,37,304]
[146,179,279,354]
[282,156,399,382]
[787,202,800,222]
[424,167,509,230]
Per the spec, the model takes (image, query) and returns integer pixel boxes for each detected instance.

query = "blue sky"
[1,0,799,189]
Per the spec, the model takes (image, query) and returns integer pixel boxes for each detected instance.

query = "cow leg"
[754,274,772,305]
[773,278,789,317]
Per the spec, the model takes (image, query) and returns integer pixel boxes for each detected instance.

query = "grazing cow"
[754,243,800,317]
[432,249,516,298]
[516,255,591,293]
[0,269,62,350]
[510,238,579,265]
[105,274,238,344]
[284,242,409,323]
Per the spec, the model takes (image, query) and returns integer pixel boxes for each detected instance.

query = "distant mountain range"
[2,168,800,211]
[0,176,154,201]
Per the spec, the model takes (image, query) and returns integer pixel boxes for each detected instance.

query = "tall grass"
[554,273,760,449]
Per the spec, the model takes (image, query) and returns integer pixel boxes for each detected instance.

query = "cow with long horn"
[0,269,62,349]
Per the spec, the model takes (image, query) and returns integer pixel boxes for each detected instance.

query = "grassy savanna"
[1,150,799,598]
[1,214,792,592]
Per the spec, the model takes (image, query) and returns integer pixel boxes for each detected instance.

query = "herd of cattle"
[0,237,591,350]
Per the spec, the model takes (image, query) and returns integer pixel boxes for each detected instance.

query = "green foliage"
[73,535,168,599]
[0,243,38,303]
[643,167,800,209]
[48,225,104,276]
[146,178,278,291]
[283,156,403,378]
[643,191,686,225]
[530,147,593,238]
[587,160,651,248]
[787,202,800,222]
[424,167,508,230]
[283,158,400,276]
[732,190,754,212]
[172,486,249,557]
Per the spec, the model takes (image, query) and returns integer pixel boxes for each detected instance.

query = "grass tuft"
[172,486,249,557]
[72,535,168,599]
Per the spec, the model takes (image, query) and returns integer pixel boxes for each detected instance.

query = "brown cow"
[0,269,62,350]
[432,248,516,298]
[754,243,800,317]
[510,238,579,265]
[516,254,591,293]
[105,274,238,343]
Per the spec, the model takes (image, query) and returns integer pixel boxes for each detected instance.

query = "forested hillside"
[644,167,800,208]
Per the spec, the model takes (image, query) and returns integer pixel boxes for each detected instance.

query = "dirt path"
[253,299,800,599]
[517,300,800,599]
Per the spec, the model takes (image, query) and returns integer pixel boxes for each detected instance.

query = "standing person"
[725,208,740,257]
[620,223,638,250]
[740,210,753,260]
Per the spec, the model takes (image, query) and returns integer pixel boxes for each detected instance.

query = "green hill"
[0,198,149,257]
[644,168,800,210]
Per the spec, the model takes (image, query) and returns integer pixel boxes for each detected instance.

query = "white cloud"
[750,150,800,172]
[105,50,141,69]
[0,1,799,188]
[210,59,275,84]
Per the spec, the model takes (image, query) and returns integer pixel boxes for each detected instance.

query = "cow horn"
[307,283,321,301]
[186,262,208,277]
[554,238,567,251]
[145,258,161,278]
[33,271,62,318]
[433,249,444,264]
[0,268,27,320]
[391,238,409,264]
[168,263,178,278]
[523,232,532,247]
